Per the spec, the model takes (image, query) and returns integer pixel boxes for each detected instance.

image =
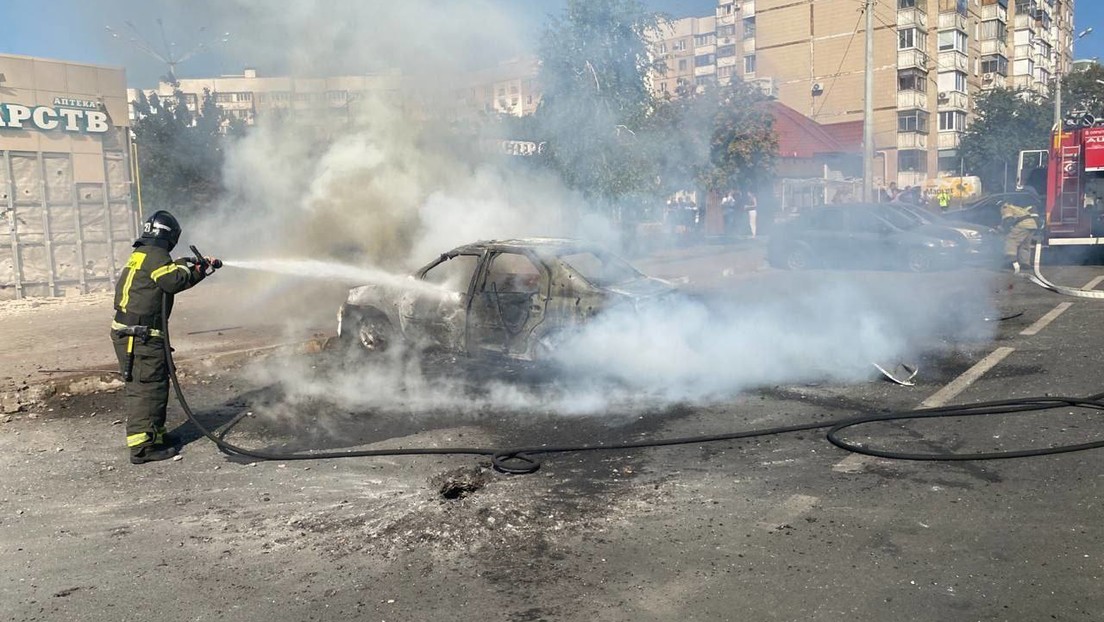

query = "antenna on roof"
[106,18,230,87]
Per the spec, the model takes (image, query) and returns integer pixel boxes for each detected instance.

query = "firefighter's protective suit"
[1000,202,1040,272]
[111,211,212,463]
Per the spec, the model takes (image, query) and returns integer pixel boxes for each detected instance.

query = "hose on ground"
[163,296,1104,475]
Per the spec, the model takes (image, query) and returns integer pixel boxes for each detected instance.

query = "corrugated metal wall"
[0,150,136,299]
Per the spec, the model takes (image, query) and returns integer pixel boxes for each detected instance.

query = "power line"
[814,8,866,118]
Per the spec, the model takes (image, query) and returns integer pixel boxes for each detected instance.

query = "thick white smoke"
[140,1,1001,419]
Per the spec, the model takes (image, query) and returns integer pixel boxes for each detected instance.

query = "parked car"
[338,238,674,359]
[767,203,965,272]
[887,202,1003,262]
[944,191,1043,230]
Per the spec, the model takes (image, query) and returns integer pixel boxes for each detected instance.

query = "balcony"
[938,132,963,150]
[1010,74,1036,89]
[898,49,930,71]
[980,39,1008,55]
[937,90,969,110]
[898,132,929,150]
[938,50,969,72]
[981,73,1007,89]
[897,8,927,29]
[938,12,968,31]
[742,37,756,54]
[897,90,928,110]
[1013,14,1038,31]
[980,4,1008,21]
[742,0,755,18]
[694,65,716,77]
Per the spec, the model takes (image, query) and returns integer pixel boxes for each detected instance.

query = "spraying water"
[222,258,446,295]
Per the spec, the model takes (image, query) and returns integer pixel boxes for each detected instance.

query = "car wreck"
[338,238,674,360]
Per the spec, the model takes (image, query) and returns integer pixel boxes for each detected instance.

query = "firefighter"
[1000,200,1041,274]
[111,211,220,464]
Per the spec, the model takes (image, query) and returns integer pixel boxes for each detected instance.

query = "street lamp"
[1056,27,1094,129]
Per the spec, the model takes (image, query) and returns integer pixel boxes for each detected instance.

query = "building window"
[744,55,757,74]
[673,39,687,52]
[271,91,290,102]
[979,20,1007,41]
[326,90,347,103]
[743,17,756,38]
[695,75,714,87]
[718,65,735,79]
[694,33,715,47]
[939,0,968,16]
[657,42,668,53]
[898,28,926,50]
[938,150,963,174]
[898,69,928,92]
[899,150,927,172]
[938,30,968,54]
[678,59,689,71]
[717,44,736,58]
[214,92,234,103]
[898,0,920,8]
[717,24,736,38]
[695,53,716,68]
[898,110,930,133]
[981,54,1009,76]
[939,110,967,131]
[938,70,968,93]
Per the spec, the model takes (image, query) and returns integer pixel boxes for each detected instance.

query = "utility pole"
[863,0,875,202]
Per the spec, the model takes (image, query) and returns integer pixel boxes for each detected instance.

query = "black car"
[768,203,965,272]
[944,191,1043,229]
[886,202,1002,262]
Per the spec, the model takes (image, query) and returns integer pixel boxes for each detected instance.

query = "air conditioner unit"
[938,91,949,100]
[982,73,994,81]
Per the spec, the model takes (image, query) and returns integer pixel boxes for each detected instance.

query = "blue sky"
[1,1,1100,87]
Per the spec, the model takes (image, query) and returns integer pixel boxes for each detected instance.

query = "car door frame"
[466,249,551,358]
[404,250,483,353]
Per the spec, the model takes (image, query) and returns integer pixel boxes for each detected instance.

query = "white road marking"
[919,346,1016,408]
[756,494,819,530]
[1020,302,1073,336]
[1083,275,1104,290]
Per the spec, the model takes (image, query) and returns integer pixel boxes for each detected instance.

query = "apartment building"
[130,58,544,129]
[1,54,137,300]
[657,0,1077,188]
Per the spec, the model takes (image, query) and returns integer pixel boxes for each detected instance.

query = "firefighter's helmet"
[137,210,182,251]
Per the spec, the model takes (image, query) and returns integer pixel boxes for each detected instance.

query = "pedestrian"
[937,188,951,211]
[1000,200,1040,274]
[111,210,221,464]
[721,191,737,237]
[885,182,899,202]
[744,190,758,238]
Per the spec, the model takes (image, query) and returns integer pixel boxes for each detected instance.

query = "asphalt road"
[2,263,1102,622]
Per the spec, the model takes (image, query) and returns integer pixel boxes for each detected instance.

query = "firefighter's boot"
[130,443,178,464]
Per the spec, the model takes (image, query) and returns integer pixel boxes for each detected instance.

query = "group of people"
[721,189,758,238]
[882,182,951,210]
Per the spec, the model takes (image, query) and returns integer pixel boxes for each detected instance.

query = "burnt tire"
[341,308,396,355]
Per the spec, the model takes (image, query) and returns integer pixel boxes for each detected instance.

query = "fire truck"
[1020,125,1104,247]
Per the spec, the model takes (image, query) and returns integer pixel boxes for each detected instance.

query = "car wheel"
[784,246,813,270]
[905,248,935,273]
[342,308,395,355]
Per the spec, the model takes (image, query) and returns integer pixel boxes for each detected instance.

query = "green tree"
[1058,63,1104,124]
[131,88,228,217]
[534,0,667,207]
[647,78,776,195]
[960,88,1051,193]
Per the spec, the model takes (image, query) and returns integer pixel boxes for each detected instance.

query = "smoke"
[125,1,1003,421]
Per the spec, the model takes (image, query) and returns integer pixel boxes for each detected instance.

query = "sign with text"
[0,99,111,134]
[1083,127,1104,173]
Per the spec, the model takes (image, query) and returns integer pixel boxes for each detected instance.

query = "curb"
[0,337,329,416]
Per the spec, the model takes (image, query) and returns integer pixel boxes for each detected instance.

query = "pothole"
[432,466,491,501]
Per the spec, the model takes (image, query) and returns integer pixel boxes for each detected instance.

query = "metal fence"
[0,149,137,300]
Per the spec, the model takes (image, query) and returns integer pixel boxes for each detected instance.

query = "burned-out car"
[337,238,673,360]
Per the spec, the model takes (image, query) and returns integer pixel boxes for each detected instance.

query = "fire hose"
[1027,242,1104,299]
[165,253,1104,475]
